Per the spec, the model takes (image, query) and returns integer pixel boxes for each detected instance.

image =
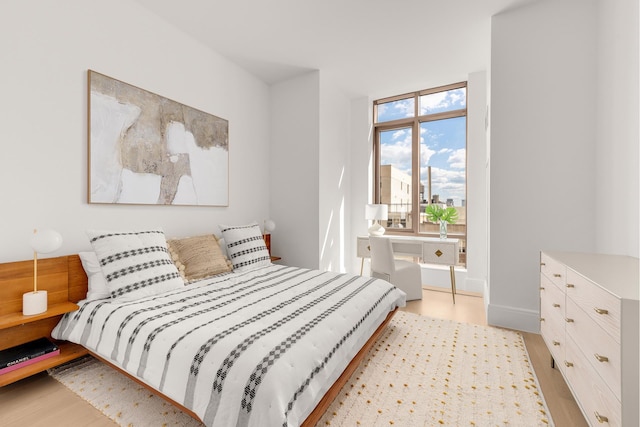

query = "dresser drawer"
[540,253,566,289]
[540,274,565,317]
[540,275,566,366]
[566,269,621,343]
[422,241,456,265]
[540,307,565,368]
[566,297,621,400]
[565,336,621,427]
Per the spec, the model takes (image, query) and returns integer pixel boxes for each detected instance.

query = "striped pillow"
[86,229,184,302]
[219,223,271,272]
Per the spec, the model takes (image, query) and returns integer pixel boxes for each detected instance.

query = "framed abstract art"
[88,70,229,206]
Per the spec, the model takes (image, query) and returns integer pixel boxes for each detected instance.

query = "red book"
[0,349,61,375]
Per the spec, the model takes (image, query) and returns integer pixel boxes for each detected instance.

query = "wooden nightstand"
[0,256,90,387]
[264,233,281,262]
[0,302,88,387]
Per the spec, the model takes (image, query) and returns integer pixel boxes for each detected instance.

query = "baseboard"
[419,264,470,292]
[463,277,485,294]
[486,303,541,333]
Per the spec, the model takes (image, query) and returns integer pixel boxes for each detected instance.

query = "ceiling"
[134,0,535,99]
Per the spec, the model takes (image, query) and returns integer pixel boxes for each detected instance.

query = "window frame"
[373,81,467,239]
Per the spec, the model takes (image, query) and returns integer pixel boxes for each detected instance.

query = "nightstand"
[264,233,282,262]
[0,302,88,387]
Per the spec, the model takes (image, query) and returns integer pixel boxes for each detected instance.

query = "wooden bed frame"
[0,254,397,426]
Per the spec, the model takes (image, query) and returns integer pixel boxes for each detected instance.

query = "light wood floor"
[0,287,587,427]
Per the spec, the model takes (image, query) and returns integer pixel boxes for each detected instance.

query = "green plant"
[425,204,458,224]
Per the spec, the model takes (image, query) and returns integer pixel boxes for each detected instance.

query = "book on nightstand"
[0,337,60,375]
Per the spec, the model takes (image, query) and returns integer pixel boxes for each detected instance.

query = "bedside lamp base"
[23,291,47,315]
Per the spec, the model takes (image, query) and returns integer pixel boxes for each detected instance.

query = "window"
[373,82,467,265]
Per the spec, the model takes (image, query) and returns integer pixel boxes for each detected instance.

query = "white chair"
[369,236,423,301]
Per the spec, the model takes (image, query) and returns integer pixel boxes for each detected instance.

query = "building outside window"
[373,82,467,265]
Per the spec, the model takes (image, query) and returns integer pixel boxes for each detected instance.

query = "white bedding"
[52,264,406,427]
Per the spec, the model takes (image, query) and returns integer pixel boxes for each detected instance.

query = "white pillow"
[86,229,184,302]
[219,223,271,272]
[217,237,228,258]
[78,251,110,300]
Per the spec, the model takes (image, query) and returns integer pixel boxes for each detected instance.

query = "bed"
[43,227,406,426]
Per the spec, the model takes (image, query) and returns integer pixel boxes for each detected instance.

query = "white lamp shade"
[365,204,388,221]
[264,219,276,233]
[30,229,63,254]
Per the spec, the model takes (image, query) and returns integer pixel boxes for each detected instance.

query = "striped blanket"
[52,264,406,427]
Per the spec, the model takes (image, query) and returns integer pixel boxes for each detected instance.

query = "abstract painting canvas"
[88,70,229,206]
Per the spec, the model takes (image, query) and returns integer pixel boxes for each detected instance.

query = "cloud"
[420,166,466,204]
[419,88,466,115]
[448,148,466,169]
[381,131,412,174]
[377,98,414,122]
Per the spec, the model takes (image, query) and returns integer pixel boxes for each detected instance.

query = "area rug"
[49,311,553,427]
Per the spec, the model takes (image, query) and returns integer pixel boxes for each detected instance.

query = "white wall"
[0,0,271,263]
[465,71,489,293]
[595,0,639,257]
[269,72,320,269]
[348,97,373,275]
[319,78,351,272]
[489,0,600,332]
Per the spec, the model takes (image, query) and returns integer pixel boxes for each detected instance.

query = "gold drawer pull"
[594,307,609,315]
[540,317,545,322]
[553,273,562,278]
[367,245,370,251]
[594,354,609,363]
[540,286,545,291]
[566,283,575,288]
[594,412,609,423]
[540,262,546,266]
[565,318,574,323]
[564,361,573,367]
[553,303,561,308]
[552,340,560,346]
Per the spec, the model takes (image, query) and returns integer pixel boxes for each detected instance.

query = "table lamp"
[365,204,388,236]
[23,229,63,315]
[263,219,276,234]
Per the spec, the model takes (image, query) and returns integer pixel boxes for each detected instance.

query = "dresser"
[539,251,638,427]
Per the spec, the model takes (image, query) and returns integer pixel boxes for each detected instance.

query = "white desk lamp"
[23,229,63,315]
[366,204,388,236]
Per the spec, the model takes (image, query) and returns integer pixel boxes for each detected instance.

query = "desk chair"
[369,236,423,301]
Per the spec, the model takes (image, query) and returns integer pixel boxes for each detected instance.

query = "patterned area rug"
[48,311,552,427]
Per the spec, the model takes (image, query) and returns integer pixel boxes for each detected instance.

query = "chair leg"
[449,265,456,304]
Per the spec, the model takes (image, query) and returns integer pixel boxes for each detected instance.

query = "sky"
[377,88,466,206]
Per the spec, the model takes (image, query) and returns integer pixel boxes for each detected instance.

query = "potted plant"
[425,204,458,239]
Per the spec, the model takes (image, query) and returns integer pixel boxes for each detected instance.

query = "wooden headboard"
[0,255,88,318]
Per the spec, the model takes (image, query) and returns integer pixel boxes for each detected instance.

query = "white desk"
[357,235,460,303]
